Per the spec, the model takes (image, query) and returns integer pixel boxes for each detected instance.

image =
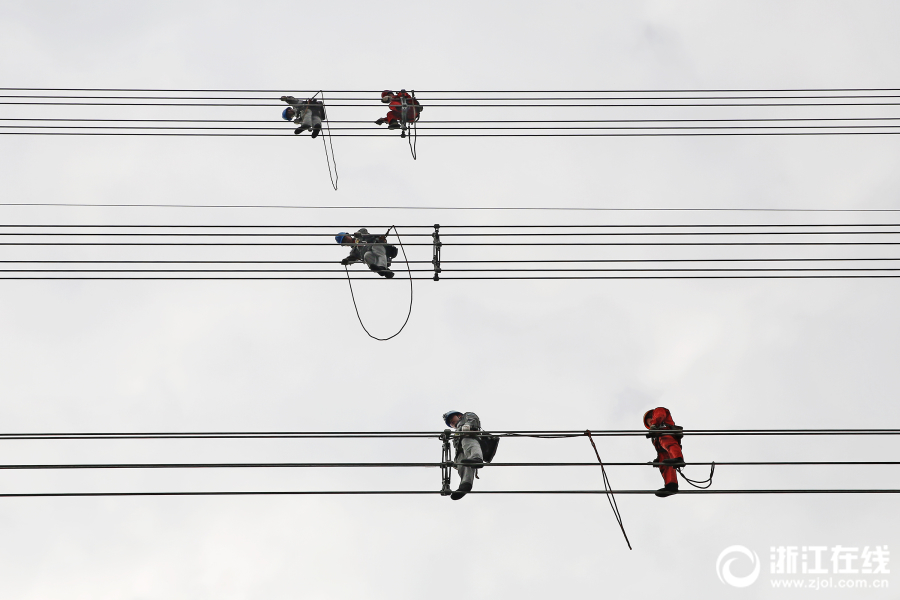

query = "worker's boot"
[311,125,321,139]
[380,269,394,279]
[294,126,309,135]
[655,482,679,498]
[388,120,401,130]
[451,481,472,501]
[663,457,686,468]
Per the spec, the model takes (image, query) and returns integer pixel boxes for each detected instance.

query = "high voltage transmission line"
[3,204,900,212]
[0,224,898,280]
[5,490,899,498]
[2,426,893,559]
[1,429,897,498]
[3,428,898,439]
[5,88,900,92]
[4,88,900,137]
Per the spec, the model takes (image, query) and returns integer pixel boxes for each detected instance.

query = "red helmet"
[643,409,654,429]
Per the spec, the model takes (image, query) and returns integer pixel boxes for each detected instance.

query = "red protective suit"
[380,90,422,125]
[643,407,684,487]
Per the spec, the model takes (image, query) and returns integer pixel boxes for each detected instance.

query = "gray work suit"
[342,228,392,272]
[453,412,485,488]
[295,109,322,131]
[282,96,325,131]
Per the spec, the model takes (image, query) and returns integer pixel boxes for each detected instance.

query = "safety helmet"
[282,107,294,120]
[335,232,351,244]
[381,90,393,103]
[443,410,464,427]
[643,409,658,429]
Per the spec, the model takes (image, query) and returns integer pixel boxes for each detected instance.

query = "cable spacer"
[432,224,442,281]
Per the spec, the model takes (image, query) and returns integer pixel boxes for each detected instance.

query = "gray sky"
[1,1,899,598]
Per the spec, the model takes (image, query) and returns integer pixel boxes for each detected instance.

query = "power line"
[7,117,900,124]
[8,101,900,108]
[2,203,898,212]
[2,241,899,246]
[2,258,898,264]
[0,220,896,280]
[1,429,896,440]
[6,132,900,138]
[0,489,897,498]
[8,94,900,101]
[7,125,900,131]
[3,223,900,228]
[0,460,895,470]
[2,275,898,280]
[0,268,897,276]
[2,229,899,236]
[4,88,900,93]
[1,422,894,498]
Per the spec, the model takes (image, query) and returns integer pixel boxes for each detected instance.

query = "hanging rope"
[585,430,632,550]
[408,90,418,160]
[344,226,413,341]
[678,462,716,489]
[319,91,339,190]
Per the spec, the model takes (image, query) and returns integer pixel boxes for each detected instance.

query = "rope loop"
[678,461,716,489]
[344,226,413,341]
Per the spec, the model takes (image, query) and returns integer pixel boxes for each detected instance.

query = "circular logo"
[716,545,761,588]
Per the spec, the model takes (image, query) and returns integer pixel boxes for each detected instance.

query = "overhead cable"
[1,428,897,440]
[1,489,898,498]
[0,460,896,470]
[2,203,899,212]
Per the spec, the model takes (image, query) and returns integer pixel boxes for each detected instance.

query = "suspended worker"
[644,407,686,498]
[336,228,398,278]
[280,95,326,138]
[443,410,491,501]
[374,89,423,136]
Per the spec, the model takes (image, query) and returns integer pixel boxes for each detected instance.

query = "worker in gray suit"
[336,228,397,278]
[443,410,485,500]
[280,95,325,137]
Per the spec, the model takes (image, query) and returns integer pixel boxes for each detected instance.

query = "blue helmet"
[282,107,293,121]
[335,232,351,244]
[443,411,464,427]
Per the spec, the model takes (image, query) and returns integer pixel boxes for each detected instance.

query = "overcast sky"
[1,1,899,598]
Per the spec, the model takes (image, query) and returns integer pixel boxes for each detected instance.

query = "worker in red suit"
[644,407,685,498]
[374,89,423,134]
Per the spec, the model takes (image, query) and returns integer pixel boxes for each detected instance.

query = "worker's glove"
[375,118,385,126]
[460,424,471,432]
[340,258,351,266]
[646,426,662,439]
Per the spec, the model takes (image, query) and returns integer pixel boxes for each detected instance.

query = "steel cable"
[1,429,897,440]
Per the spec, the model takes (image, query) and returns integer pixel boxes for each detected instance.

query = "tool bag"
[478,433,500,463]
